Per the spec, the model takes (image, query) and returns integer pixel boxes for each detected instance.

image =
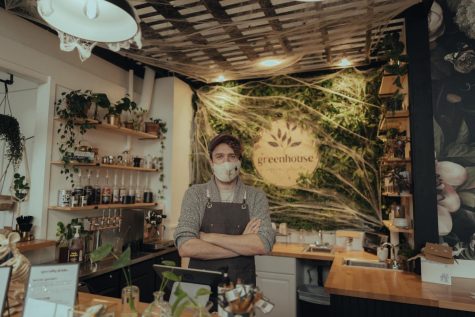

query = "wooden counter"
[271,243,475,313]
[16,239,56,252]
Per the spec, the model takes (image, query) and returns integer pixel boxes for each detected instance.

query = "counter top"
[271,243,475,313]
[78,246,177,279]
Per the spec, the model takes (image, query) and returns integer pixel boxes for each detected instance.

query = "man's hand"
[243,218,261,234]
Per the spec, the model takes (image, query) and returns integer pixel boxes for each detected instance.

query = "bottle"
[112,171,120,204]
[84,169,95,205]
[74,169,85,206]
[102,170,112,204]
[93,170,101,205]
[119,172,127,204]
[143,174,154,203]
[135,172,143,203]
[68,225,84,263]
[127,173,136,204]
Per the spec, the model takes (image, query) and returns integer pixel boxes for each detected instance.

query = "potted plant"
[98,95,137,127]
[124,108,147,131]
[0,114,23,169]
[145,117,167,136]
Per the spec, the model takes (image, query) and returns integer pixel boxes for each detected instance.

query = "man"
[174,134,275,284]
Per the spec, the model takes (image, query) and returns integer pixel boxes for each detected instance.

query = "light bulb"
[338,58,352,67]
[259,59,282,67]
[38,0,54,17]
[84,0,99,20]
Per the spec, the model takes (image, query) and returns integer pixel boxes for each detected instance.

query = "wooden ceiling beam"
[258,0,292,54]
[200,0,258,60]
[147,2,232,70]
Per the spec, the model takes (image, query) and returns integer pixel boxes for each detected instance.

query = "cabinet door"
[82,271,121,298]
[256,271,296,317]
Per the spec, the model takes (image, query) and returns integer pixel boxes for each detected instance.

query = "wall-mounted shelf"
[96,122,158,140]
[384,110,409,119]
[380,158,411,164]
[383,220,414,234]
[382,192,412,198]
[48,202,158,212]
[17,239,56,252]
[51,161,159,172]
[54,117,158,140]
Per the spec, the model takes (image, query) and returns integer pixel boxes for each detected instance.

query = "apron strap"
[206,189,212,208]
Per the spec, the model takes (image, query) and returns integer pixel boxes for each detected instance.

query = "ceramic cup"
[377,246,389,262]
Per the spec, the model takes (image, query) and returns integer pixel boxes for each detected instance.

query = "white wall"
[150,77,194,239]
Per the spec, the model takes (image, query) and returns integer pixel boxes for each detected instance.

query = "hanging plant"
[55,90,97,186]
[0,114,23,169]
[12,173,30,202]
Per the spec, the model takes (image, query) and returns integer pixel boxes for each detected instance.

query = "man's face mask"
[212,160,241,183]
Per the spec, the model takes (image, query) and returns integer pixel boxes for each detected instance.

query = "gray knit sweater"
[174,177,275,253]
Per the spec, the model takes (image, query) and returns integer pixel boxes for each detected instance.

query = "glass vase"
[121,285,140,317]
[142,291,171,317]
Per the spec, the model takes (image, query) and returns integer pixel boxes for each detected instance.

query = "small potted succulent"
[145,117,167,136]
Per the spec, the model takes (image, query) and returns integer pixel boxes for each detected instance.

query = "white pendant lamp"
[37,0,142,61]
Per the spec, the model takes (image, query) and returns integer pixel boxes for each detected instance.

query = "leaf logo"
[267,123,301,149]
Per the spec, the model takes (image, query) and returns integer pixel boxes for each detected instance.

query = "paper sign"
[23,263,79,316]
[23,298,73,317]
[0,267,11,315]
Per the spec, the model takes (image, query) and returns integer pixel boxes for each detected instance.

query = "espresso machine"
[142,209,173,251]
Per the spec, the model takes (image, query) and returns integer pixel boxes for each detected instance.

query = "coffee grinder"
[142,209,173,251]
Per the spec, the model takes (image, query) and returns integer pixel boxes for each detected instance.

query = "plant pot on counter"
[105,114,121,127]
[123,122,134,130]
[144,122,160,136]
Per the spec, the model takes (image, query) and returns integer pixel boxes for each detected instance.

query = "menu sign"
[252,120,319,187]
[23,263,79,317]
[0,267,11,315]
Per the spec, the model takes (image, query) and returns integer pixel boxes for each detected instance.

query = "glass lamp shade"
[37,0,142,61]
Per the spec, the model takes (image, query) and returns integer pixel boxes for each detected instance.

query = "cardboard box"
[420,257,453,285]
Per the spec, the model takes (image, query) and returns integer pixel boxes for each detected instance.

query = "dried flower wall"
[191,70,384,231]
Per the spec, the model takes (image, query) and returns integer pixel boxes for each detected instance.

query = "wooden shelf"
[383,220,414,234]
[96,122,158,140]
[382,192,412,198]
[54,117,158,140]
[381,158,411,164]
[51,161,159,172]
[48,202,158,211]
[17,239,56,252]
[384,109,409,119]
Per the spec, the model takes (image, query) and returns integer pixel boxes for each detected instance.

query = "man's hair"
[208,133,242,159]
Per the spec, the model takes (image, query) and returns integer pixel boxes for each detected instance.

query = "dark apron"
[189,190,256,284]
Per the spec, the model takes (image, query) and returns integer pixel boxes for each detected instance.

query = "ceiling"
[4,0,421,83]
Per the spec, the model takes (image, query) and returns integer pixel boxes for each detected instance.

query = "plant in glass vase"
[90,244,138,316]
[142,260,180,317]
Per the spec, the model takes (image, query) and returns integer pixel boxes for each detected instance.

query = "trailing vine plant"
[55,90,96,186]
[0,114,23,169]
[155,120,168,200]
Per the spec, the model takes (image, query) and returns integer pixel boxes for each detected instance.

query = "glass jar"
[121,285,140,317]
[142,291,171,317]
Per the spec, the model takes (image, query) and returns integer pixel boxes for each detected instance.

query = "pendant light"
[37,0,142,61]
